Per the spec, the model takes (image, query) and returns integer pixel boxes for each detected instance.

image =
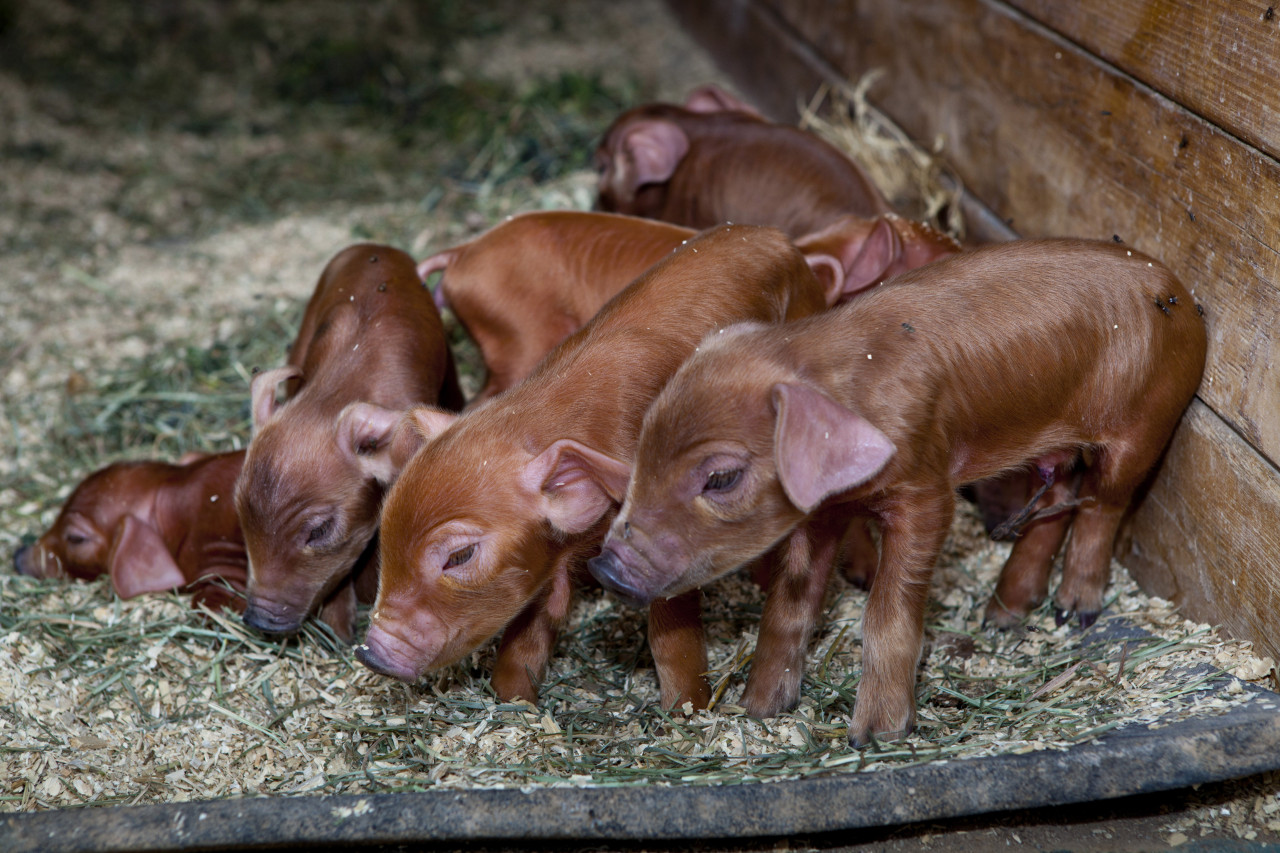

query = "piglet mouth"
[587,542,663,608]
[242,598,305,636]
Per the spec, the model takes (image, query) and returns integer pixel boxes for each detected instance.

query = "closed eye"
[64,531,87,546]
[444,544,476,570]
[704,468,743,493]
[306,518,334,545]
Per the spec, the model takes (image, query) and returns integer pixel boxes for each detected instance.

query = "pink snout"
[356,624,428,682]
[587,539,665,607]
[242,595,306,636]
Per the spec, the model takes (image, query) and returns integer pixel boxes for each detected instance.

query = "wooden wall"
[669,0,1280,658]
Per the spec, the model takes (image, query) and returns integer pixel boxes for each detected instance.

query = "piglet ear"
[388,405,457,471]
[683,84,762,117]
[108,515,186,599]
[249,365,303,433]
[523,439,632,535]
[797,216,903,306]
[622,119,690,187]
[771,383,895,514]
[338,402,405,486]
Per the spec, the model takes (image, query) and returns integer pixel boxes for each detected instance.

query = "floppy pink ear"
[338,402,405,485]
[249,365,303,432]
[522,439,632,535]
[622,119,690,186]
[838,217,903,298]
[683,84,762,117]
[772,383,895,514]
[108,515,186,599]
[388,405,457,471]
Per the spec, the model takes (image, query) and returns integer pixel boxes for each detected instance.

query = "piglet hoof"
[847,703,915,749]
[982,598,1028,630]
[1053,606,1100,630]
[741,670,802,719]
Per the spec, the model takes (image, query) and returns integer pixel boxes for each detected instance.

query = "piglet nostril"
[623,521,631,540]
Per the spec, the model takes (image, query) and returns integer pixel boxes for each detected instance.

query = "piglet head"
[236,374,414,638]
[591,327,896,605]
[360,416,629,683]
[14,462,186,599]
[594,109,689,214]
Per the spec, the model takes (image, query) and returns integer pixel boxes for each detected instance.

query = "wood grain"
[1117,400,1280,660]
[1007,0,1280,162]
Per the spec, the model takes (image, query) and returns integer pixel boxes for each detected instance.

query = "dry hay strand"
[799,71,967,242]
[2,501,1274,810]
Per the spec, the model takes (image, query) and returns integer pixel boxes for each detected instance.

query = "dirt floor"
[3,1,1280,850]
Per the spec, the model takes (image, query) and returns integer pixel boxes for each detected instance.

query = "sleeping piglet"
[588,239,1207,745]
[357,224,828,710]
[235,244,462,643]
[13,451,248,612]
[594,85,890,238]
[420,210,957,404]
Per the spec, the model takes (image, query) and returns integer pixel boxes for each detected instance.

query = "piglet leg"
[742,508,846,717]
[491,558,574,703]
[984,475,1077,628]
[837,515,878,590]
[648,590,711,710]
[849,488,954,747]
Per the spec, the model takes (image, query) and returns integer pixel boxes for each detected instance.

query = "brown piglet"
[420,211,957,404]
[588,239,1207,745]
[14,451,248,612]
[357,224,829,709]
[595,86,890,238]
[235,244,462,643]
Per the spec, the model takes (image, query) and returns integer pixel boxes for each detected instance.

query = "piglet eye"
[704,468,743,493]
[306,518,333,545]
[64,531,86,546]
[444,544,476,569]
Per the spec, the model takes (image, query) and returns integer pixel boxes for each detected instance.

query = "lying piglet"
[236,244,462,643]
[595,86,889,238]
[418,211,694,401]
[357,224,828,710]
[14,451,248,612]
[588,239,1206,745]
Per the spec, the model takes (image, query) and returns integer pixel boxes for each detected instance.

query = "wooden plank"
[756,0,1280,468]
[1117,400,1280,661]
[1007,0,1280,162]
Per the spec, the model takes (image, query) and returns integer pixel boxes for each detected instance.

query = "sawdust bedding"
[1,0,1275,819]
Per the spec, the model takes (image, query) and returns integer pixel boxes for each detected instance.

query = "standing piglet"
[235,244,462,643]
[13,451,248,612]
[357,225,828,709]
[595,86,890,237]
[588,239,1206,744]
[421,211,957,404]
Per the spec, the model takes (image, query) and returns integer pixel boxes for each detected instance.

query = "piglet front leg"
[742,510,845,717]
[848,488,953,746]
[491,558,575,703]
[648,589,711,710]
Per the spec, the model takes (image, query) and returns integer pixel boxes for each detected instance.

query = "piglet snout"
[587,544,654,609]
[13,544,33,576]
[356,625,423,682]
[242,599,304,636]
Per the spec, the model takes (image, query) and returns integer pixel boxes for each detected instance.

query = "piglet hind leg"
[848,489,953,747]
[741,510,846,718]
[1053,445,1153,629]
[984,475,1077,629]
[490,560,574,704]
[648,589,711,710]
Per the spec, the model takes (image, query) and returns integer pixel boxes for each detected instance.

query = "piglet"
[418,211,695,401]
[595,86,890,237]
[357,224,829,709]
[235,244,462,643]
[14,451,248,611]
[588,239,1206,745]
[421,211,955,406]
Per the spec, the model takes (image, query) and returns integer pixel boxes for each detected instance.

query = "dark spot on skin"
[901,322,915,333]
[378,282,387,292]
[1179,134,1189,149]
[369,255,379,263]
[1267,7,1275,22]
[1168,295,1179,305]
[1188,209,1196,222]
[1196,303,1205,317]
[1100,110,1111,116]
[1112,234,1123,243]
[1155,297,1171,317]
